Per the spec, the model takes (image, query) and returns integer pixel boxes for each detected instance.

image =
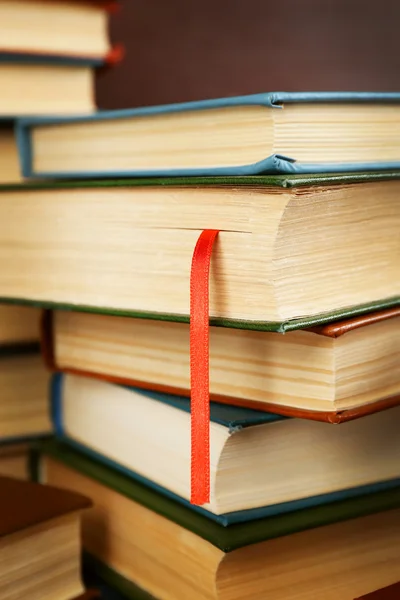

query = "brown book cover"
[0,475,92,538]
[42,307,400,424]
[309,306,400,337]
[355,582,400,599]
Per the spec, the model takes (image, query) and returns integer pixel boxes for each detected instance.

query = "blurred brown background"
[97,0,400,110]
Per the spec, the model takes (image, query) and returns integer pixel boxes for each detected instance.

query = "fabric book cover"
[36,440,400,600]
[0,473,91,537]
[0,172,399,333]
[16,92,400,179]
[48,376,400,528]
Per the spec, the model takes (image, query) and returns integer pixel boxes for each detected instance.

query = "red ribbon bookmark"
[190,229,219,506]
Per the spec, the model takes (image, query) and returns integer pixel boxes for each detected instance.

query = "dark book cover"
[0,474,91,537]
[33,439,400,552]
[16,92,400,178]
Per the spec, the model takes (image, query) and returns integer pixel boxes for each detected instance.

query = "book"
[15,92,400,179]
[36,440,400,600]
[0,349,51,442]
[0,174,398,328]
[50,372,400,521]
[0,303,40,345]
[0,0,116,63]
[0,443,30,480]
[0,473,92,599]
[0,56,95,116]
[47,307,400,420]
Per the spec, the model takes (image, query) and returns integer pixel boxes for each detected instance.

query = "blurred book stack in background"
[0,474,95,599]
[0,0,120,184]
[0,305,49,479]
[0,2,119,598]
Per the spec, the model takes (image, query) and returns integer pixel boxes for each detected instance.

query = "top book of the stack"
[16,91,400,178]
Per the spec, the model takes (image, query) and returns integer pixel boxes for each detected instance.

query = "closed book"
[16,92,400,179]
[0,55,96,117]
[47,307,400,421]
[0,474,92,599]
[0,0,117,64]
[36,440,400,600]
[50,373,400,522]
[0,174,398,328]
[0,347,51,444]
[0,443,30,480]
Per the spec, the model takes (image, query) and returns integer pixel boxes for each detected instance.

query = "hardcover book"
[47,307,400,421]
[0,174,398,328]
[0,55,96,116]
[0,474,92,599]
[0,348,51,443]
[36,440,400,600]
[50,373,400,522]
[0,304,50,445]
[0,0,117,64]
[16,92,400,179]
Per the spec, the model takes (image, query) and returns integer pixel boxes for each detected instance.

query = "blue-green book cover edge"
[16,91,400,178]
[51,373,400,527]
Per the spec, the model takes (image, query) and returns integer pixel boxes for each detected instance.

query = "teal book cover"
[49,373,400,528]
[16,91,400,178]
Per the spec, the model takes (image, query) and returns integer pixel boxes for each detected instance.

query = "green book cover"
[33,439,400,553]
[1,170,400,192]
[1,172,399,332]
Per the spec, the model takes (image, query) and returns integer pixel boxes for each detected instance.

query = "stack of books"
[0,304,50,478]
[0,0,118,184]
[0,2,119,598]
[4,92,400,599]
[0,473,95,599]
